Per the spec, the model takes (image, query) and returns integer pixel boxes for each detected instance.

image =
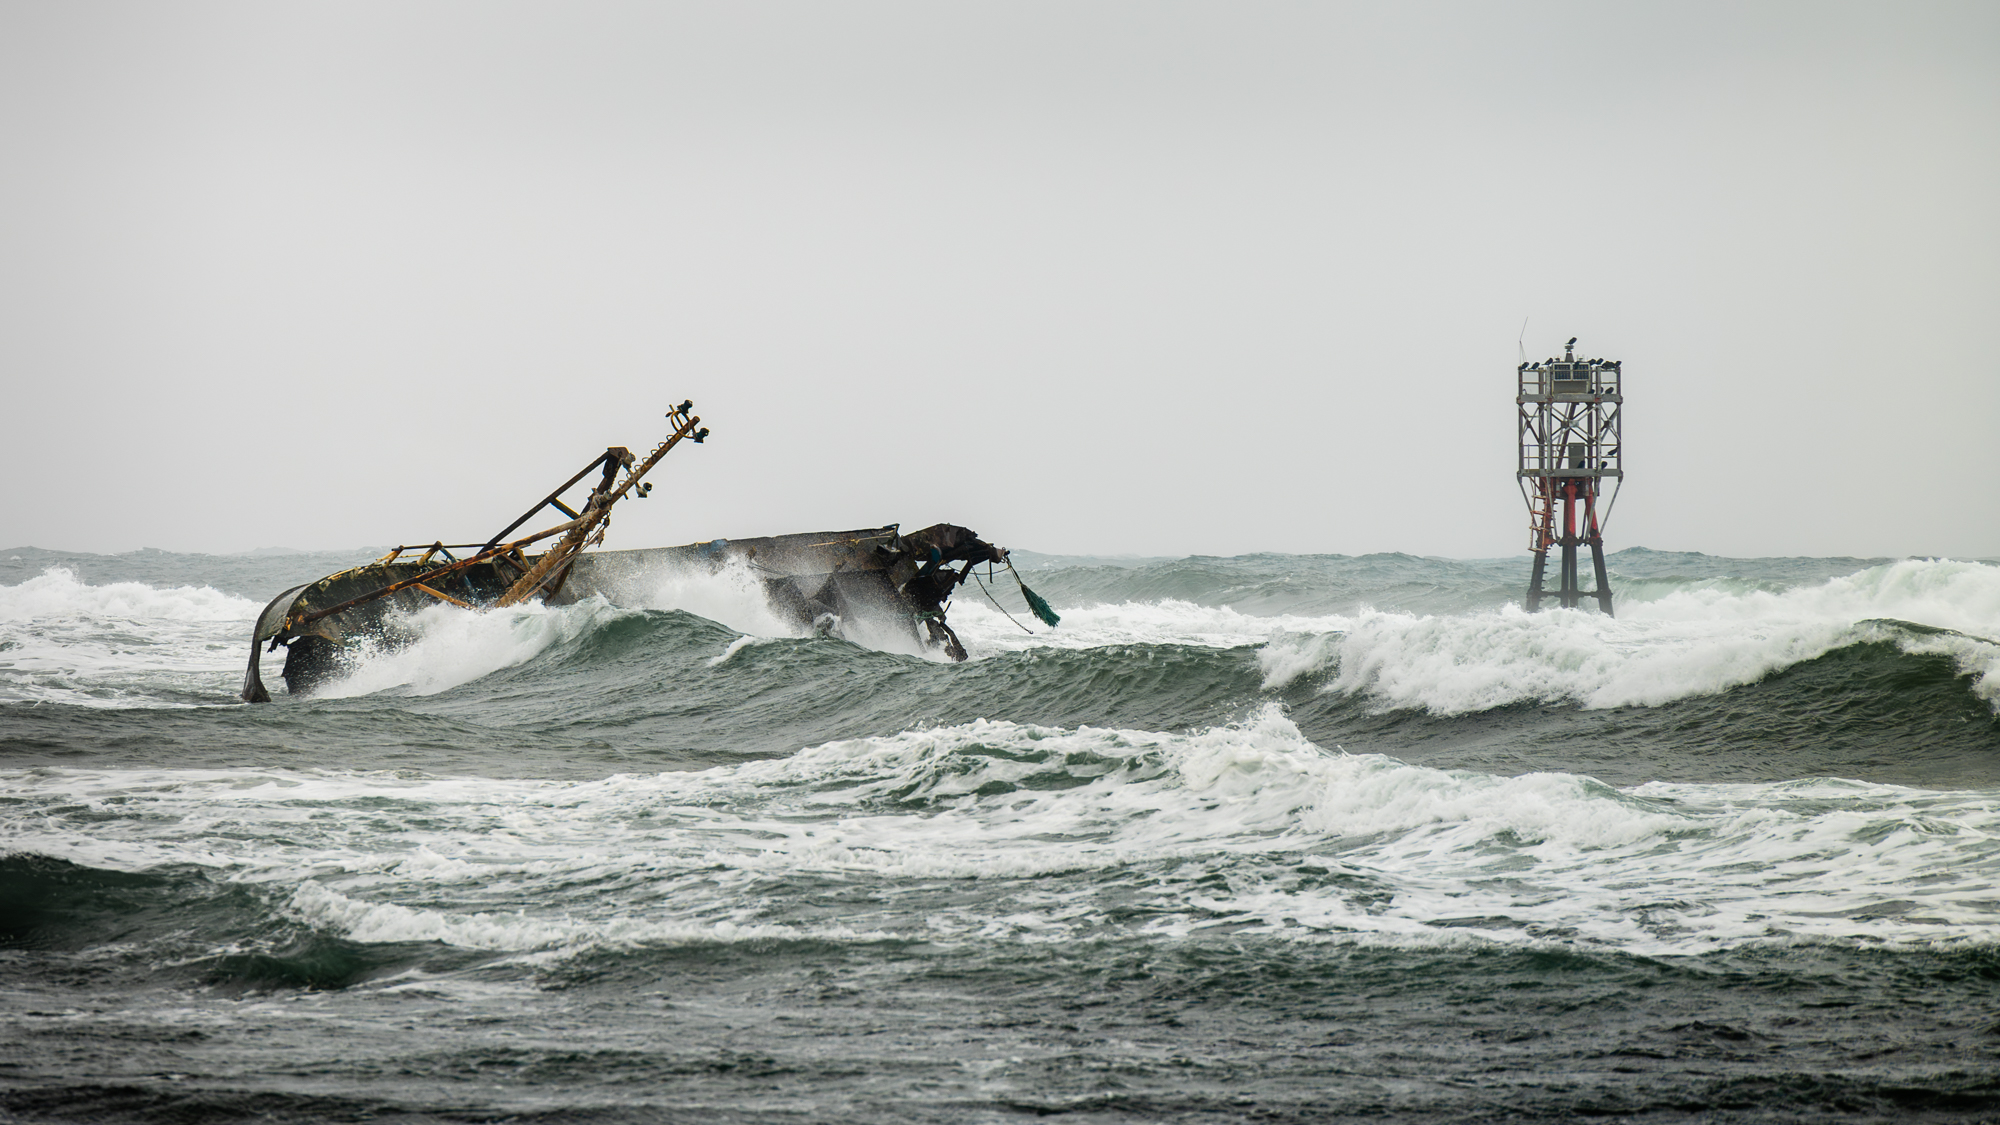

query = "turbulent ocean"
[3,543,1999,1124]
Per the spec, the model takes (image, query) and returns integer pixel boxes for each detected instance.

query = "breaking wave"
[8,708,1998,959]
[1256,558,2000,713]
[0,568,264,706]
[11,554,1995,752]
[305,597,642,700]
[0,566,260,625]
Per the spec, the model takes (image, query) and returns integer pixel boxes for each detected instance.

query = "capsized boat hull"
[241,524,1005,700]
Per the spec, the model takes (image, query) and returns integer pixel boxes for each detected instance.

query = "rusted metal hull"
[241,524,1005,700]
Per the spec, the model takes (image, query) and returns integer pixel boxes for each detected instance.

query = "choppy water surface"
[3,544,1999,1122]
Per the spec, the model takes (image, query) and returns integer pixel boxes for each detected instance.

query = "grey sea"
[3,544,1999,1123]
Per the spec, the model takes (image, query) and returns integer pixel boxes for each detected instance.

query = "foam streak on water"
[7,708,1995,959]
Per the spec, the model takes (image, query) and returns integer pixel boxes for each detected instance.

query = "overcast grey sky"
[2,1,1995,559]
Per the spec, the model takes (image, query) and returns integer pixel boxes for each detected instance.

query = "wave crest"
[1257,558,2000,713]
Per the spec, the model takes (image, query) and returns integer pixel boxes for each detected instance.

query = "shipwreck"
[240,403,1056,701]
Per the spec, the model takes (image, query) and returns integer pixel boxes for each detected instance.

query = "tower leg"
[1560,538,1579,608]
[1558,482,1580,608]
[1526,549,1548,611]
[1583,488,1612,616]
[1590,537,1614,617]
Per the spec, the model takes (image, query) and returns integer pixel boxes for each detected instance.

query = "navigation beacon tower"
[1518,337,1622,614]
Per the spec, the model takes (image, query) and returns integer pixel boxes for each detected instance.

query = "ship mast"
[495,403,707,606]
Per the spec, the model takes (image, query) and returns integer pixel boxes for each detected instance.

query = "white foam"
[587,554,938,658]
[0,567,261,625]
[707,633,776,666]
[307,597,631,699]
[1900,630,2000,708]
[0,568,264,705]
[281,879,855,952]
[1256,558,2000,712]
[950,596,1353,656]
[11,710,1993,957]
[605,556,799,639]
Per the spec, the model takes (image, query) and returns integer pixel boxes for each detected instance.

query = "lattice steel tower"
[1518,337,1622,614]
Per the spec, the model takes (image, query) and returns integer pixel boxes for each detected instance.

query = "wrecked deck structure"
[241,404,1045,700]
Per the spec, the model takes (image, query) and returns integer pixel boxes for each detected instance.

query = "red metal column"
[1559,480,1580,608]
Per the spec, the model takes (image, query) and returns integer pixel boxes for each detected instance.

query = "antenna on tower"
[1517,318,1529,366]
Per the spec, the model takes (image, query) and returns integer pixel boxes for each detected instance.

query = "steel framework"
[1518,338,1621,614]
